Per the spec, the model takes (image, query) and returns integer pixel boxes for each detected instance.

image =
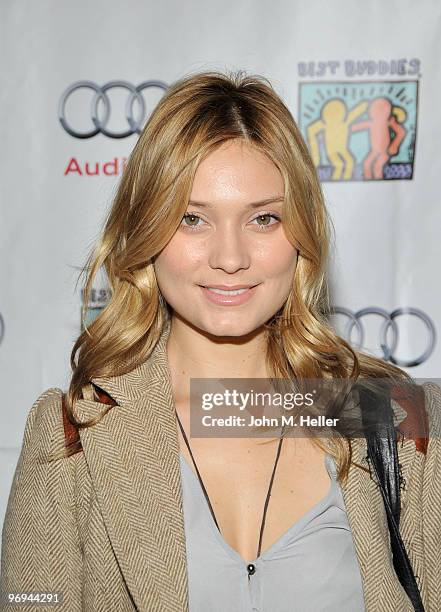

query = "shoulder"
[26,387,64,422]
[20,387,65,461]
[421,381,441,436]
[419,382,441,483]
[395,381,441,508]
[22,384,119,459]
[4,387,92,529]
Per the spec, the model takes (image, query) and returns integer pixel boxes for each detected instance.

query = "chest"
[177,421,333,563]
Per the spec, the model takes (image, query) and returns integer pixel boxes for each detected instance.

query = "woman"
[1,70,440,612]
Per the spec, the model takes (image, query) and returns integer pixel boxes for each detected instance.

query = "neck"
[166,314,271,403]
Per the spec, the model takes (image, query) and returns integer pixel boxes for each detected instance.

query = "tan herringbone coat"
[1,321,441,611]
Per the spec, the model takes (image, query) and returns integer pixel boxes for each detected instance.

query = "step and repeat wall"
[1,0,440,531]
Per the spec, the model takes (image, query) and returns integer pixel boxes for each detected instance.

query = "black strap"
[256,426,285,558]
[175,411,221,531]
[359,385,425,612]
[175,408,285,559]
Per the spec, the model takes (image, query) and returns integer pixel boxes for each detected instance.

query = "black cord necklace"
[175,409,286,559]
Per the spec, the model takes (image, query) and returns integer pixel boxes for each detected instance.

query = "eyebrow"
[187,196,284,209]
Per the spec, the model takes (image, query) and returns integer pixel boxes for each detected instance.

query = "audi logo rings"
[58,80,169,139]
[330,306,436,367]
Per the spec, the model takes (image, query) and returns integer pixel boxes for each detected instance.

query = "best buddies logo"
[297,57,421,182]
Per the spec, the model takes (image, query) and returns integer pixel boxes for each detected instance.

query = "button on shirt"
[179,452,366,612]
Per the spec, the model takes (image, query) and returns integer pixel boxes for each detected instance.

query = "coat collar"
[73,319,378,611]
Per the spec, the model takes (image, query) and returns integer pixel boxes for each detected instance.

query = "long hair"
[53,69,413,479]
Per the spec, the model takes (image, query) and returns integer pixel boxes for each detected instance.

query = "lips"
[200,284,258,290]
[205,287,249,295]
[199,284,258,306]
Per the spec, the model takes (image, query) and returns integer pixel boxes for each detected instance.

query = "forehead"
[190,140,284,205]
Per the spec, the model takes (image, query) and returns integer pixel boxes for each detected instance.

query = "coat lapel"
[74,318,189,612]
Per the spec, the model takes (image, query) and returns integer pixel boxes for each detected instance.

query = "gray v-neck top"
[179,452,366,612]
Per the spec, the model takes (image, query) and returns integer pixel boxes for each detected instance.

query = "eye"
[251,212,281,230]
[181,213,205,230]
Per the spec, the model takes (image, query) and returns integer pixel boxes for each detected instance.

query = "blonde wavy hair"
[57,69,413,480]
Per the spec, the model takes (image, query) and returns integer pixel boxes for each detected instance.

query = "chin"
[200,318,261,339]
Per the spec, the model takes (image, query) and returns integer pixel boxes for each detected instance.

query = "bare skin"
[154,138,331,564]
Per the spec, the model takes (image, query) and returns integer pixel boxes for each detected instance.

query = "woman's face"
[154,139,298,337]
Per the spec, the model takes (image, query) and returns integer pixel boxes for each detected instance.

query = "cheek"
[254,238,297,276]
[154,235,205,279]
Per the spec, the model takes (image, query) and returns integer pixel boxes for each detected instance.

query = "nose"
[207,221,252,273]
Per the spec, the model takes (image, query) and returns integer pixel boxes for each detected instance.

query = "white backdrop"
[1,0,440,535]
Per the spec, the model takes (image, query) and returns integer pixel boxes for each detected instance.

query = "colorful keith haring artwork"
[299,81,418,181]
